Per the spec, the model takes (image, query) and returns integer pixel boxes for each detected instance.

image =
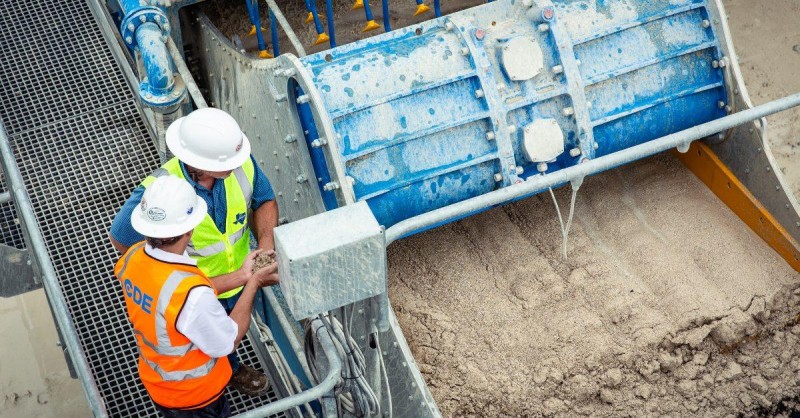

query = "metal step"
[0,1,289,416]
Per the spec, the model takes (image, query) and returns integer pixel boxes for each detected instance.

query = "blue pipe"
[361,0,381,32]
[246,0,269,55]
[306,0,329,45]
[246,0,257,25]
[303,0,312,21]
[117,0,184,112]
[117,0,144,14]
[312,8,326,39]
[364,0,375,21]
[434,0,441,17]
[381,0,391,31]
[136,23,173,94]
[269,9,280,56]
[324,0,337,47]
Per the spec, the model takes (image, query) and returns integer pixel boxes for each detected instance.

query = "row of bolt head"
[494,166,526,182]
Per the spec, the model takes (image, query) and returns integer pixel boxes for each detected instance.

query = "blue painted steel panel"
[295,0,728,230]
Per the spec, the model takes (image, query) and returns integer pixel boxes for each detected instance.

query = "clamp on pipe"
[118,3,186,113]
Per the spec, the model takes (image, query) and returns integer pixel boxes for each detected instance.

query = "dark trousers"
[155,395,230,418]
[219,288,268,372]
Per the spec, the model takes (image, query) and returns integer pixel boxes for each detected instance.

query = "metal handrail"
[385,92,800,245]
[0,118,108,417]
[233,318,341,418]
[166,37,208,109]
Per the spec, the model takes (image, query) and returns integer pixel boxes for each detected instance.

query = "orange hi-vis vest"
[114,242,233,410]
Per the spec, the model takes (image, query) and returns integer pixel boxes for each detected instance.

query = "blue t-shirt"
[110,156,275,247]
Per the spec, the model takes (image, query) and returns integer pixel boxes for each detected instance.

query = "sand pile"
[253,251,277,270]
[388,154,800,416]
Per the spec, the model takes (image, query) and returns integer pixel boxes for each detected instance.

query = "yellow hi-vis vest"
[141,157,255,299]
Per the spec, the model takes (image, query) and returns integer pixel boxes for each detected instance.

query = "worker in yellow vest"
[110,107,278,395]
[115,175,278,417]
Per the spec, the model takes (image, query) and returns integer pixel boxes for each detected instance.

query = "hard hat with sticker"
[132,176,208,238]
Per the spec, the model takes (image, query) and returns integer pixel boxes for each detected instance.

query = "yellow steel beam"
[674,141,800,272]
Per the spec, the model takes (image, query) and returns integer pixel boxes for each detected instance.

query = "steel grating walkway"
[0,1,287,416]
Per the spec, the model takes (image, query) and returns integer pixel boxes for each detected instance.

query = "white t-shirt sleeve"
[175,286,239,358]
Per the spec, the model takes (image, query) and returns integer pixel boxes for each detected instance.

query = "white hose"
[548,177,582,260]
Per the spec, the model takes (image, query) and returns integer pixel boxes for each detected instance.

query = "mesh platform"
[0,1,287,416]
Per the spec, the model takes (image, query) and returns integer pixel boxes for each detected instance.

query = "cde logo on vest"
[123,279,154,314]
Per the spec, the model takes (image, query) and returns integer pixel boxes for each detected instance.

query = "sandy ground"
[0,0,797,417]
[0,290,89,417]
[389,155,799,417]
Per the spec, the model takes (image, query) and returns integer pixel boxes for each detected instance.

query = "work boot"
[229,364,270,396]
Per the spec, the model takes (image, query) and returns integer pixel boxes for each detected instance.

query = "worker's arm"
[109,186,147,254]
[227,280,259,347]
[253,200,278,251]
[249,155,279,251]
[176,261,278,357]
[109,234,130,255]
[209,249,263,293]
[228,262,279,347]
[175,286,241,357]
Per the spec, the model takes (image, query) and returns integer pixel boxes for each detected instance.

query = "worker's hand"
[252,261,279,287]
[239,249,264,280]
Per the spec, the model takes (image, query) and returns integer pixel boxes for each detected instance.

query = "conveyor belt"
[0,1,287,416]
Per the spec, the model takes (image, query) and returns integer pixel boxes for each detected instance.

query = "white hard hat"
[131,176,208,238]
[165,108,252,172]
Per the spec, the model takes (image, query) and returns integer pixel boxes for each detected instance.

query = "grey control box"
[274,201,386,320]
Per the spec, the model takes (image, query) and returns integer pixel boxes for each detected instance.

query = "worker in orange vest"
[114,175,278,417]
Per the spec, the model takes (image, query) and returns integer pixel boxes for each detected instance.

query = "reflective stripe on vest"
[141,158,255,299]
[151,167,169,179]
[154,271,198,354]
[116,242,142,278]
[233,166,253,204]
[134,329,195,357]
[141,355,218,382]
[186,226,248,257]
[118,246,197,357]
